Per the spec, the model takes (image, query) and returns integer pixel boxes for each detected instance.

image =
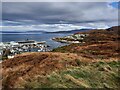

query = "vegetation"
[10,61,120,88]
[53,26,120,59]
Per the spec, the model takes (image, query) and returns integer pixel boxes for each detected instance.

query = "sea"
[0,32,72,50]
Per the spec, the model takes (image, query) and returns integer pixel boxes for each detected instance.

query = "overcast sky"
[1,2,119,31]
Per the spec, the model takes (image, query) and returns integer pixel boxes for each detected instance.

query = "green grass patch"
[19,61,119,88]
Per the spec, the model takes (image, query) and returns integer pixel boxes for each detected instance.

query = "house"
[8,55,14,59]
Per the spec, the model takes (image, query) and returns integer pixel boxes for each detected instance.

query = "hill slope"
[1,52,119,88]
[53,26,120,59]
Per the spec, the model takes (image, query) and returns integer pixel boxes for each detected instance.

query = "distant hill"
[26,30,46,33]
[0,29,93,34]
[45,29,92,33]
[0,31,45,33]
[1,26,119,34]
[0,31,24,33]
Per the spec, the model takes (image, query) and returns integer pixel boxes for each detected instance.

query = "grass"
[19,61,119,88]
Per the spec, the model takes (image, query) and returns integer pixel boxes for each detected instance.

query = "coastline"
[0,40,50,60]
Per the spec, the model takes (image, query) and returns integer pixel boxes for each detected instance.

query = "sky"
[1,2,119,32]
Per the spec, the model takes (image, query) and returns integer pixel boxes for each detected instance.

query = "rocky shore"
[52,33,89,44]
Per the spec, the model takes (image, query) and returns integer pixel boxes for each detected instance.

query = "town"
[0,39,50,59]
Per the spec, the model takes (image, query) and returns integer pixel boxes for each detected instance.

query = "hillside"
[53,26,120,59]
[45,28,92,33]
[1,26,120,89]
[1,52,119,89]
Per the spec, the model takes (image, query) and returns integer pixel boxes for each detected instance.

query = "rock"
[103,83,110,88]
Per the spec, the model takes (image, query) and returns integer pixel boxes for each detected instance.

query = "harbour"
[0,39,50,59]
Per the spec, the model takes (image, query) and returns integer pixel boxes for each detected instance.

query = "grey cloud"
[1,2,119,31]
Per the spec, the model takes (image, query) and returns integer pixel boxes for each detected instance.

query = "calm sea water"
[0,33,72,50]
